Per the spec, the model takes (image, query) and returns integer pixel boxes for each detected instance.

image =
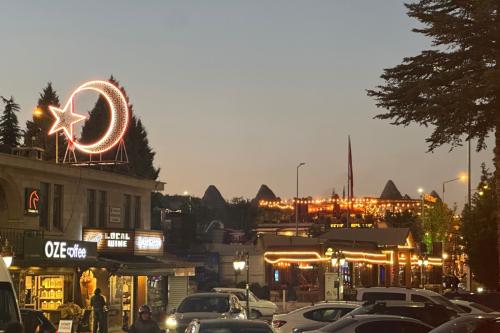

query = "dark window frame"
[53,184,63,231]
[87,189,96,227]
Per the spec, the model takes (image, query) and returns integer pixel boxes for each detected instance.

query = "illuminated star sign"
[49,101,86,139]
[48,80,129,154]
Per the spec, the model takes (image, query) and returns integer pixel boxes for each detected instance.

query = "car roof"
[358,287,438,296]
[351,314,431,324]
[213,288,246,292]
[372,301,429,307]
[187,292,232,298]
[198,319,270,327]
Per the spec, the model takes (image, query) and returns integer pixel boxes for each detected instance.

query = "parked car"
[305,314,432,333]
[272,302,360,333]
[449,299,497,314]
[429,314,500,333]
[346,301,458,327]
[165,293,246,333]
[0,257,21,333]
[213,287,278,319]
[354,287,464,313]
[20,309,56,333]
[185,319,274,333]
[444,290,500,311]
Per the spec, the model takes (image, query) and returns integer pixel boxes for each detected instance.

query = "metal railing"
[0,228,44,256]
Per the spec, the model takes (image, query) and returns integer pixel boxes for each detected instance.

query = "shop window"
[123,194,131,229]
[53,184,63,231]
[87,189,96,227]
[98,191,107,227]
[39,182,50,229]
[133,196,141,229]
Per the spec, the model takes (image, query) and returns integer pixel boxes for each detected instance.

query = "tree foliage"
[79,76,160,179]
[462,164,498,289]
[0,96,21,148]
[385,210,423,243]
[422,201,455,253]
[367,0,500,286]
[24,83,62,160]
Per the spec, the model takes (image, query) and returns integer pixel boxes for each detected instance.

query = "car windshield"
[178,296,230,313]
[0,282,19,330]
[429,316,487,333]
[200,324,272,333]
[431,296,464,313]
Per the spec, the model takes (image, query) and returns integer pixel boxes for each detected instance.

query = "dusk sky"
[0,0,493,207]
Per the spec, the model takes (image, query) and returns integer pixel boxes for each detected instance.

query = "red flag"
[348,136,354,200]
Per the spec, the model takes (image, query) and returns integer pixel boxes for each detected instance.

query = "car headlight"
[166,316,178,329]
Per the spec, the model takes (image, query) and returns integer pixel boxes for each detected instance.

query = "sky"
[0,0,493,208]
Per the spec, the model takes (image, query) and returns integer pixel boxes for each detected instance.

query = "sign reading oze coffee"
[24,238,98,261]
[82,229,164,255]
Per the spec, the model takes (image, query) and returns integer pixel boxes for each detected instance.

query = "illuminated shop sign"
[24,239,97,261]
[25,188,40,215]
[83,229,164,255]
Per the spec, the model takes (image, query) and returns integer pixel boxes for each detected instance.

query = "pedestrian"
[90,288,107,333]
[128,305,161,333]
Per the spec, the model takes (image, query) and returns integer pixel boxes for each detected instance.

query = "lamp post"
[0,238,13,268]
[233,251,250,317]
[442,175,466,204]
[331,251,345,301]
[417,188,424,218]
[295,162,306,236]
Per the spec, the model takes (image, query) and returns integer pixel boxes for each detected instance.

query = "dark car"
[429,314,500,333]
[20,309,57,333]
[165,293,246,333]
[308,315,433,333]
[185,319,274,333]
[345,301,459,327]
[444,290,500,311]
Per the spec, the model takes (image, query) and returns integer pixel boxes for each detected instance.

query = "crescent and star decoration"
[48,80,129,154]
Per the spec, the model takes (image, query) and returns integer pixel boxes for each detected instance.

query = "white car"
[450,299,497,314]
[213,287,278,319]
[304,315,433,333]
[272,302,360,333]
[355,287,464,313]
[0,256,21,333]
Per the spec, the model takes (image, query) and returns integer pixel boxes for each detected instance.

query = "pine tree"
[24,83,62,161]
[79,76,160,179]
[462,164,498,289]
[367,0,500,287]
[0,96,22,148]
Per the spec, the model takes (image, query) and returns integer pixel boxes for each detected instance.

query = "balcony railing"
[0,228,44,256]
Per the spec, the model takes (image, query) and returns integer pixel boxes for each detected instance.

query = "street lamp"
[417,255,429,288]
[295,162,306,236]
[417,188,424,218]
[442,175,466,204]
[331,251,345,300]
[233,251,250,317]
[0,238,13,268]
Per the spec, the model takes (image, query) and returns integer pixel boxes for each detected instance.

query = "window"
[123,194,131,228]
[39,182,50,229]
[87,189,96,227]
[361,292,405,302]
[0,282,20,330]
[303,308,345,323]
[98,191,107,227]
[53,184,63,230]
[133,195,141,228]
[177,296,229,313]
[411,294,431,303]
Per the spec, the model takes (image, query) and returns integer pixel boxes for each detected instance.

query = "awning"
[97,254,195,276]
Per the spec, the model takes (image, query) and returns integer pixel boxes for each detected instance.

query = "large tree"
[462,164,498,289]
[367,0,500,287]
[0,96,22,148]
[24,83,62,160]
[80,76,160,179]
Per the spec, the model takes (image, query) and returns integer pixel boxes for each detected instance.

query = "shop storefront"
[11,238,98,323]
[82,228,194,331]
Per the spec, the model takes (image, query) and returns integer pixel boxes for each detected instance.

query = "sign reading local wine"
[24,238,97,261]
[82,228,164,255]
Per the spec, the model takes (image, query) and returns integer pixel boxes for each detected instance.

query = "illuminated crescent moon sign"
[48,80,129,154]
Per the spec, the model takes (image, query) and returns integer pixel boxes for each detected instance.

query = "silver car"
[165,293,246,333]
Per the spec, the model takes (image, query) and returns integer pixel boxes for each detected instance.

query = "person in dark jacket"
[90,288,107,333]
[129,305,161,333]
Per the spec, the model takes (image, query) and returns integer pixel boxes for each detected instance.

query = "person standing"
[90,288,107,333]
[128,305,161,333]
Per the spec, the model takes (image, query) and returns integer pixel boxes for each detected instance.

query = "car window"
[0,282,19,331]
[303,309,325,322]
[178,296,230,313]
[361,292,405,302]
[411,294,431,303]
[249,292,259,302]
[457,304,472,313]
[430,296,464,313]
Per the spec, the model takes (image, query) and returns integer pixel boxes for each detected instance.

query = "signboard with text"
[24,238,98,261]
[82,228,164,256]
